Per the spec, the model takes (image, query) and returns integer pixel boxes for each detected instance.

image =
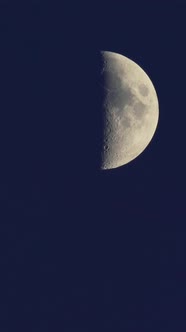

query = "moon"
[100,51,159,170]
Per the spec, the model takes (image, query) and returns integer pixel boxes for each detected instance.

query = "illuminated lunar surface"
[100,51,159,170]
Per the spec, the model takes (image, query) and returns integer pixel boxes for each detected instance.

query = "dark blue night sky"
[0,1,186,331]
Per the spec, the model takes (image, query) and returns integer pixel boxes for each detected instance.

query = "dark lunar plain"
[0,1,186,331]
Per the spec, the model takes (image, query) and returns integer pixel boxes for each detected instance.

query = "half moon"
[100,51,159,170]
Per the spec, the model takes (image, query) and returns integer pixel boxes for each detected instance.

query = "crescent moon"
[100,51,159,170]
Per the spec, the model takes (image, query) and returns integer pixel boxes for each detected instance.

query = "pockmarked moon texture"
[100,51,159,170]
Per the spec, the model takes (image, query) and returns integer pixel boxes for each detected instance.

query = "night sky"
[1,1,186,331]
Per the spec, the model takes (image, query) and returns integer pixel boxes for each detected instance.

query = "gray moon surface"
[100,51,159,170]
